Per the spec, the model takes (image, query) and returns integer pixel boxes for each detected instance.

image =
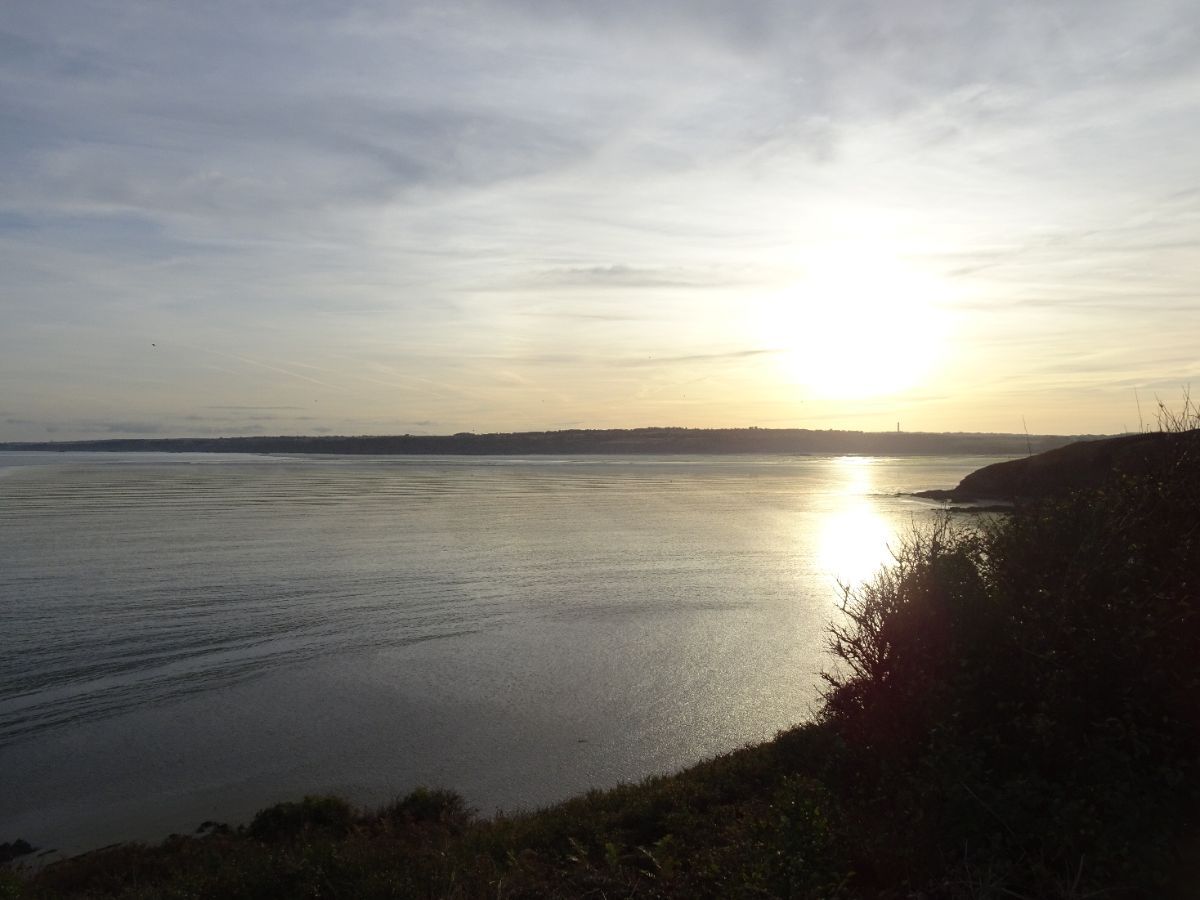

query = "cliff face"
[916,431,1200,502]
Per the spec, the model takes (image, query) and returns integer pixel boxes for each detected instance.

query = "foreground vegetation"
[5,428,1198,898]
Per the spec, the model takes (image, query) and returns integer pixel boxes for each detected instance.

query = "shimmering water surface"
[0,452,1004,855]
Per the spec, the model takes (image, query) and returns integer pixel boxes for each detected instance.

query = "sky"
[2,0,1198,440]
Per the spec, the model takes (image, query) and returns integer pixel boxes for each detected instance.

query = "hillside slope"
[915,429,1200,501]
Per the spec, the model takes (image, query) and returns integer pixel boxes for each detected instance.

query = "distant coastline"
[0,426,1097,457]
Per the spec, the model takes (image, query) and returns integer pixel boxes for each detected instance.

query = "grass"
[5,419,1199,898]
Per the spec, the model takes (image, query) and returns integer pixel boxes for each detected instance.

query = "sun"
[761,245,951,400]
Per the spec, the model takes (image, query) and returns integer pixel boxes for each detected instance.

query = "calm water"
[0,452,1003,855]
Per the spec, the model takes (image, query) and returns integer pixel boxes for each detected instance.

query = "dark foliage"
[0,845,35,867]
[822,419,1200,895]
[246,795,356,842]
[378,788,474,831]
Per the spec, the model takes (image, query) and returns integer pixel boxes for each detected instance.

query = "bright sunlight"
[815,456,895,590]
[762,244,952,400]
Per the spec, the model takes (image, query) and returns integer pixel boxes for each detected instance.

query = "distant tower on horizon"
[897,421,901,433]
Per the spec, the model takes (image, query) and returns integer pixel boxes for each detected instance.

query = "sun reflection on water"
[816,457,896,592]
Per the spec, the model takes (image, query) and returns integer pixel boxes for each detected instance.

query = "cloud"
[622,349,779,367]
[204,405,307,411]
[518,264,758,290]
[33,420,173,435]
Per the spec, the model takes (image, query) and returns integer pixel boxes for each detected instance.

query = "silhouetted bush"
[821,420,1200,895]
[247,795,355,842]
[378,788,473,831]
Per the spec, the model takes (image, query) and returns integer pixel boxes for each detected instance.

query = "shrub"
[247,795,356,842]
[820,424,1200,895]
[822,516,989,753]
[378,788,473,831]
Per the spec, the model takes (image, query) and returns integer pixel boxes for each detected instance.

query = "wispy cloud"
[204,405,307,411]
[622,349,780,367]
[516,264,758,290]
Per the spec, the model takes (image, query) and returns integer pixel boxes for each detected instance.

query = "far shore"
[0,425,1095,458]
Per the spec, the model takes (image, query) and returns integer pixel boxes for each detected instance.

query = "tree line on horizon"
[0,426,1092,456]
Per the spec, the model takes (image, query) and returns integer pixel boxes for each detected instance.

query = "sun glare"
[762,245,951,400]
[815,457,895,590]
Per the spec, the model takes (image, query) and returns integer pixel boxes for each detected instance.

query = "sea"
[0,451,1007,856]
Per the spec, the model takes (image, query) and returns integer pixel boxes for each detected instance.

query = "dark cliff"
[915,430,1200,502]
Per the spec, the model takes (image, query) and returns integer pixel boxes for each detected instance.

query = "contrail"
[188,346,348,393]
